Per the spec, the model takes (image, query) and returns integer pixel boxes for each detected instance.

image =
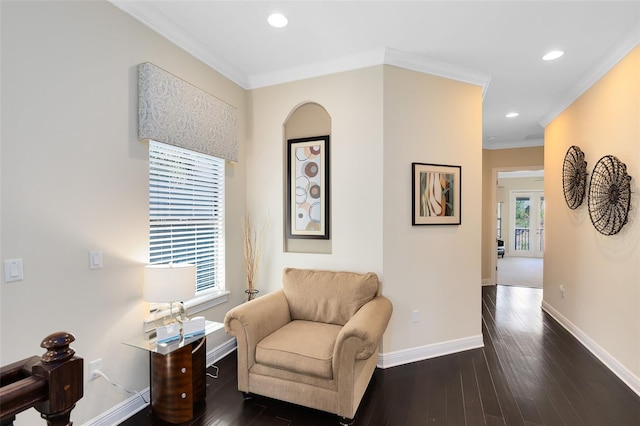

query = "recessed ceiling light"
[268,13,288,28]
[505,112,519,118]
[543,50,564,61]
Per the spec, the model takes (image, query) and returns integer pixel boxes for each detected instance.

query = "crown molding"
[540,24,640,128]
[248,47,493,91]
[246,48,387,89]
[109,1,249,88]
[384,48,492,98]
[483,137,544,150]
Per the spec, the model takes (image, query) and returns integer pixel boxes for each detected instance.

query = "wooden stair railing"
[0,332,83,426]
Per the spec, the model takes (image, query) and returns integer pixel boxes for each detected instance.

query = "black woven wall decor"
[587,155,632,236]
[562,145,588,209]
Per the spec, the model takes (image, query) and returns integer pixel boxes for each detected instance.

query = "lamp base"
[169,301,189,324]
[144,301,189,333]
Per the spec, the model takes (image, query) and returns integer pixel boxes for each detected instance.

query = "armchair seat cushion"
[256,320,342,379]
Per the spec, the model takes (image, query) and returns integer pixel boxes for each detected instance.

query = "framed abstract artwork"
[412,162,461,225]
[287,136,330,239]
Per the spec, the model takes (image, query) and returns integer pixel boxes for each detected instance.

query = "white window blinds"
[149,140,225,294]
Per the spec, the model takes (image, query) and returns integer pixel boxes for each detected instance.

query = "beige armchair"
[224,268,392,424]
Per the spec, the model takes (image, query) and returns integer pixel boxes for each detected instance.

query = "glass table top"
[123,320,224,355]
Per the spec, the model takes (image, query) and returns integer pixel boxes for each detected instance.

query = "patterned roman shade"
[138,62,238,162]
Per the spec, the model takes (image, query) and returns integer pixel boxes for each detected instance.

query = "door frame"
[489,165,543,286]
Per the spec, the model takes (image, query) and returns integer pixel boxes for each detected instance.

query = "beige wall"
[481,147,544,283]
[544,46,639,381]
[382,66,483,352]
[246,66,385,298]
[1,2,247,424]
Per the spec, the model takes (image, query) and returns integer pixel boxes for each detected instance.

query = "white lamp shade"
[144,263,196,303]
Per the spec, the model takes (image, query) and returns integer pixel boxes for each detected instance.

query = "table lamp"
[144,263,196,324]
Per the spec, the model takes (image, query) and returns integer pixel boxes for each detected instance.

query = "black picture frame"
[286,136,330,239]
[412,162,461,225]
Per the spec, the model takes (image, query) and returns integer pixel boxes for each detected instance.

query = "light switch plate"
[4,259,24,283]
[89,250,102,270]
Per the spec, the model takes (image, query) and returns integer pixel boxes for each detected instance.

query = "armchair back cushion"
[282,267,379,326]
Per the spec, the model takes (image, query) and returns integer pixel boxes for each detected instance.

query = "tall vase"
[245,289,259,302]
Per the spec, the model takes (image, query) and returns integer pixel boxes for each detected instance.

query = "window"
[149,140,225,295]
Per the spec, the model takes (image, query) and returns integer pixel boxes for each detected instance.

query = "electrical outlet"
[411,309,420,323]
[89,358,102,381]
[559,284,565,298]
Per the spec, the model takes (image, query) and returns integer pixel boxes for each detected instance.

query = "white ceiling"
[112,1,640,149]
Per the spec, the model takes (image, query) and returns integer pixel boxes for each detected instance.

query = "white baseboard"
[207,336,237,366]
[481,279,493,286]
[377,334,484,369]
[81,337,237,426]
[542,301,640,397]
[82,387,150,426]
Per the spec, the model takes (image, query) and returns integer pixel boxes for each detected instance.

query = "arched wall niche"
[283,102,332,253]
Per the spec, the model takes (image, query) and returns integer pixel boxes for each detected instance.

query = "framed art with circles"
[287,136,330,239]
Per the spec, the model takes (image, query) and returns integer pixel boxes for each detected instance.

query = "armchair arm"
[224,290,291,391]
[332,296,392,417]
[224,289,291,350]
[334,296,392,362]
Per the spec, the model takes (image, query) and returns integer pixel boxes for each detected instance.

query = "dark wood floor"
[122,285,640,425]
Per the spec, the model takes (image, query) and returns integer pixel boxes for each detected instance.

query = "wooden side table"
[124,321,224,424]
[150,337,205,423]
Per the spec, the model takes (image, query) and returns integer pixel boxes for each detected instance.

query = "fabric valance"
[138,62,238,162]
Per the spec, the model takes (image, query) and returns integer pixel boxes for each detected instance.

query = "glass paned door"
[510,191,544,257]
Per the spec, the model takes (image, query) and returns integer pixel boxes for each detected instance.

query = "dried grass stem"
[243,215,264,292]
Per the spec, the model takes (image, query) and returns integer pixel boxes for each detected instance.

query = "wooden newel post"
[32,332,84,426]
[0,332,83,426]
